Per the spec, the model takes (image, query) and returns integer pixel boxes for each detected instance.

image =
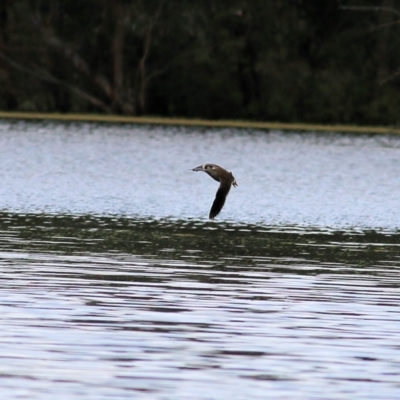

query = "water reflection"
[1,213,400,398]
[2,212,400,272]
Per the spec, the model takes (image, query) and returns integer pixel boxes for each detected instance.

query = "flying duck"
[192,164,238,219]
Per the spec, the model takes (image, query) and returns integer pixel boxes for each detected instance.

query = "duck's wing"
[209,182,232,219]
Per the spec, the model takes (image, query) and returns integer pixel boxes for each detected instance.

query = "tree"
[0,0,167,114]
[1,0,400,125]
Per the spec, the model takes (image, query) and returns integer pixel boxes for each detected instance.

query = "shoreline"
[0,111,399,135]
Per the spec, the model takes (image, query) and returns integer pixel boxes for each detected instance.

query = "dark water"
[0,120,400,399]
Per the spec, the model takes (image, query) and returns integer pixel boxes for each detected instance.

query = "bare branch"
[145,49,194,82]
[138,0,166,113]
[111,1,127,100]
[380,66,400,85]
[109,1,136,114]
[0,49,112,112]
[364,19,400,34]
[30,15,114,98]
[340,5,400,18]
[337,3,400,38]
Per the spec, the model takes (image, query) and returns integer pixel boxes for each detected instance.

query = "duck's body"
[192,164,238,219]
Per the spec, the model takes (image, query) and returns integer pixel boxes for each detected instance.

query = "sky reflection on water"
[0,119,399,229]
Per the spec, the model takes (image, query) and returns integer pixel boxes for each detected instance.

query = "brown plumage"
[192,164,238,219]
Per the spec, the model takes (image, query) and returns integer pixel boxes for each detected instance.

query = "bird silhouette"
[192,164,238,219]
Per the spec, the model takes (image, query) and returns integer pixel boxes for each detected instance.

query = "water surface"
[0,119,399,228]
[0,120,399,399]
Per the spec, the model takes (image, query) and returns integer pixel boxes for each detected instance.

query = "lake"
[0,119,399,399]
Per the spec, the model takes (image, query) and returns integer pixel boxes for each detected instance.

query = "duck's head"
[192,164,220,180]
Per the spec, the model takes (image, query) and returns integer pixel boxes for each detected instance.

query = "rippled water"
[0,120,400,399]
[1,119,400,227]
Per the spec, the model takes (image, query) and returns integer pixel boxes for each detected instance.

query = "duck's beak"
[191,165,204,172]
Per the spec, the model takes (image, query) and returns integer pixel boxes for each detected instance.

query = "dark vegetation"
[0,0,400,125]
